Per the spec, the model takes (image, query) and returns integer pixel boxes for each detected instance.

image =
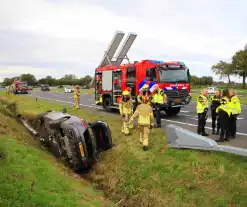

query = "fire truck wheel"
[165,107,181,116]
[103,97,112,112]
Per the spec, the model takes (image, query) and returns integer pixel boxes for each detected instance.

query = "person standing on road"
[229,88,241,139]
[210,89,221,135]
[129,95,154,151]
[216,89,231,142]
[196,89,209,136]
[152,84,167,128]
[73,85,80,109]
[119,90,133,135]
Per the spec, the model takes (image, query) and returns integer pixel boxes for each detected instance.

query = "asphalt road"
[24,90,247,149]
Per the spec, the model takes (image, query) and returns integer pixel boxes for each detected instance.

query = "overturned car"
[31,110,112,172]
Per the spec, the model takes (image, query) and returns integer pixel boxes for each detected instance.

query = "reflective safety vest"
[152,89,166,104]
[229,95,241,115]
[196,95,208,113]
[216,96,230,116]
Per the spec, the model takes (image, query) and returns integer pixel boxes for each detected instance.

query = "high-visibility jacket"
[216,96,230,116]
[196,95,208,113]
[119,98,133,115]
[229,95,241,115]
[152,89,166,104]
[130,103,154,126]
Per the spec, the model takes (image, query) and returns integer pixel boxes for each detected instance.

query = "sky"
[0,0,246,83]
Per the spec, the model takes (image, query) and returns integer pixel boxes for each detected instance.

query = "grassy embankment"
[0,95,113,206]
[1,92,247,206]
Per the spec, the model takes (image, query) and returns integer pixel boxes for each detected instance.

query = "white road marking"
[180,110,190,113]
[162,118,247,136]
[190,117,213,123]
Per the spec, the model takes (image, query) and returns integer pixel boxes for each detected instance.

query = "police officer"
[229,88,241,139]
[210,89,221,135]
[129,95,154,151]
[152,84,167,128]
[119,90,133,135]
[196,89,209,136]
[216,89,231,142]
[73,85,80,109]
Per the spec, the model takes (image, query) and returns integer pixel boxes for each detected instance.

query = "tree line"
[212,43,247,88]
[190,75,213,86]
[3,73,214,88]
[3,74,93,86]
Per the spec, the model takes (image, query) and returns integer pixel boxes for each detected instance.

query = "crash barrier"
[20,110,113,172]
[166,124,247,157]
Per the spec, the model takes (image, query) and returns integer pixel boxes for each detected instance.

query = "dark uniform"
[196,94,209,136]
[210,95,221,135]
[216,96,230,141]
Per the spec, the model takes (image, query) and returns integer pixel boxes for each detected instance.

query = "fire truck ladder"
[94,31,137,106]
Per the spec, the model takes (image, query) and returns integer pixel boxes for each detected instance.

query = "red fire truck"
[95,59,191,116]
[11,80,28,94]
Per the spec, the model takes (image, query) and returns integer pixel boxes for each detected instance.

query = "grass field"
[0,104,113,206]
[1,92,247,206]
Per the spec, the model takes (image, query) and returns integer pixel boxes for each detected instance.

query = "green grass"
[1,93,247,206]
[0,103,112,206]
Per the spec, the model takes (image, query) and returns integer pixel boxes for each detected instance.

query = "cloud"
[0,0,246,82]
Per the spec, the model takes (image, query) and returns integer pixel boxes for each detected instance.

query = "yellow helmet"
[122,90,129,96]
[143,84,149,89]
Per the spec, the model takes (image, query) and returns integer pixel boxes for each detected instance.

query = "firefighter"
[229,88,241,139]
[129,95,154,151]
[137,84,152,105]
[152,84,167,128]
[196,89,209,136]
[210,89,221,135]
[216,89,231,142]
[73,85,80,109]
[119,90,133,135]
[125,87,134,129]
